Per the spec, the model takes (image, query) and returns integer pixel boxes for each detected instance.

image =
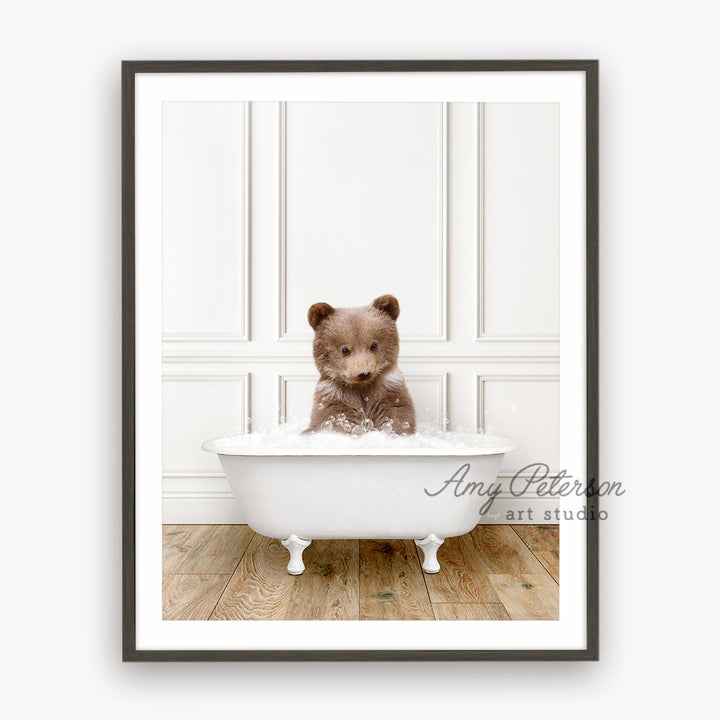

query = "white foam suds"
[202,423,517,456]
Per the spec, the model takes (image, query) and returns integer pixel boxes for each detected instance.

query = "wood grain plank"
[163,526,560,622]
[471,525,553,576]
[162,525,197,574]
[530,550,559,584]
[162,574,231,621]
[488,574,559,621]
[171,525,254,575]
[420,533,500,604]
[284,540,359,620]
[511,524,559,551]
[512,525,559,582]
[211,534,298,620]
[359,540,434,621]
[432,603,511,621]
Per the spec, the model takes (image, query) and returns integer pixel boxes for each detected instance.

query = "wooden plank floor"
[162,524,559,621]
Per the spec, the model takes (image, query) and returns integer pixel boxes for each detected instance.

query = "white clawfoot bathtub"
[202,436,516,575]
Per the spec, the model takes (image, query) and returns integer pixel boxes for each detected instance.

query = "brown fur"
[304,295,416,435]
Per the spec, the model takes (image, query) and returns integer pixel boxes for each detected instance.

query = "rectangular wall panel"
[162,101,248,339]
[476,376,559,473]
[404,374,447,431]
[281,102,446,340]
[276,373,446,432]
[277,374,318,426]
[481,103,559,337]
[163,375,248,472]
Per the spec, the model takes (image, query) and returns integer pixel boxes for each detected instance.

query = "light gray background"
[2,0,717,716]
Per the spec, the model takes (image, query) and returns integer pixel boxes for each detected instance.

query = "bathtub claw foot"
[415,534,444,573]
[281,535,312,575]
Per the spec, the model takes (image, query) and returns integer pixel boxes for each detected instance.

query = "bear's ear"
[307,302,335,330]
[371,294,400,321]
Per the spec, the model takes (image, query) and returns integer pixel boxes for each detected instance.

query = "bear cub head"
[307,295,401,388]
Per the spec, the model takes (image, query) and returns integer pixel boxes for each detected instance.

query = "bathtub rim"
[201,434,518,457]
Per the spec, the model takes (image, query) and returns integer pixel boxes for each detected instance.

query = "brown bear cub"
[304,295,416,436]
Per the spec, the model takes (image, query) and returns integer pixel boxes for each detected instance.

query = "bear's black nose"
[357,369,371,378]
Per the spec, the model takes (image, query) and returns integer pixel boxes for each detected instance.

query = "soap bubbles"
[317,402,325,410]
[211,419,510,452]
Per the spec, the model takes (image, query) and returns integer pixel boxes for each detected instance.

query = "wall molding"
[405,372,448,425]
[475,372,560,429]
[275,372,448,426]
[474,102,560,343]
[276,373,317,422]
[475,373,560,476]
[164,351,315,364]
[162,372,250,473]
[402,355,558,364]
[163,490,244,525]
[163,470,227,479]
[162,371,251,384]
[161,490,558,526]
[163,488,234,501]
[162,352,559,364]
[476,333,562,342]
[475,102,486,342]
[277,101,448,342]
[277,102,289,341]
[163,100,251,343]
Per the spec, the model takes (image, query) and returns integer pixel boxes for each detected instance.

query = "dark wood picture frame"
[122,60,599,661]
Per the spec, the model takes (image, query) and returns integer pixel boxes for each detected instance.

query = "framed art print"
[122,60,599,660]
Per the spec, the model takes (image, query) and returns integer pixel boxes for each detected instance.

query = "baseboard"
[163,490,244,524]
[162,485,559,525]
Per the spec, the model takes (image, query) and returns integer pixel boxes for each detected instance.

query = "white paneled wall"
[162,102,249,340]
[162,374,249,471]
[481,103,560,338]
[282,102,446,340]
[162,101,560,523]
[476,375,560,473]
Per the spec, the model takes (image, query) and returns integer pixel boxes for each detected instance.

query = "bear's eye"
[341,347,350,355]
[370,342,378,351]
